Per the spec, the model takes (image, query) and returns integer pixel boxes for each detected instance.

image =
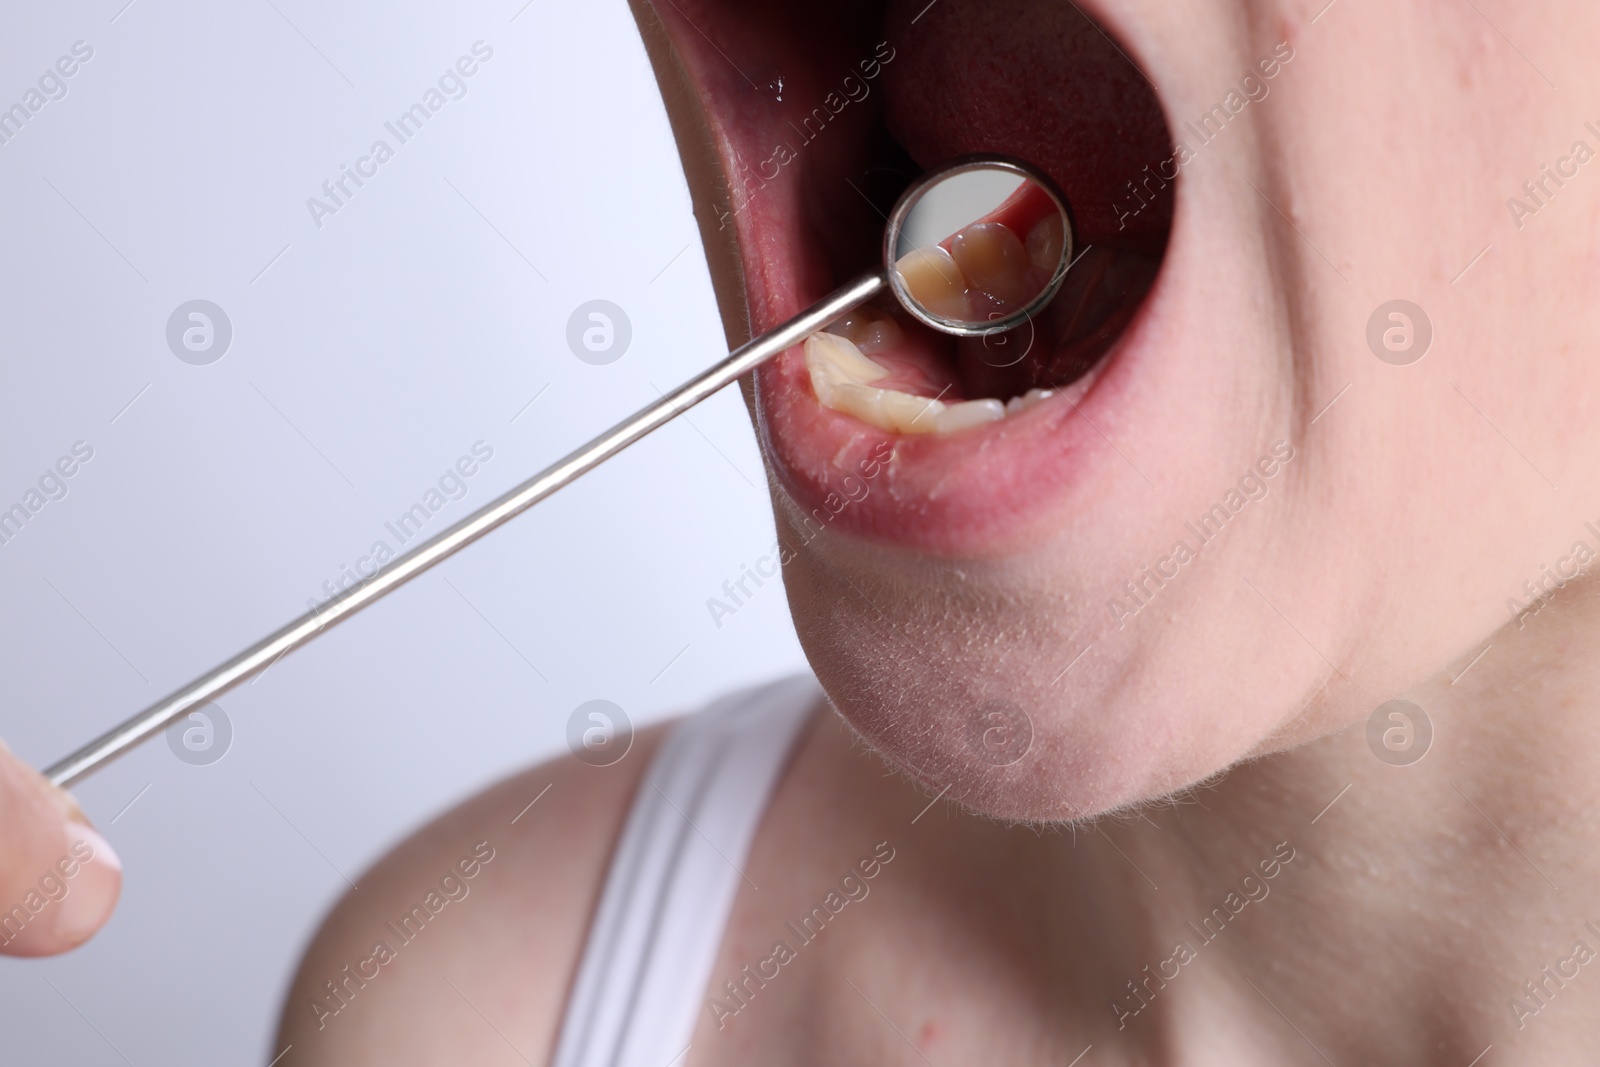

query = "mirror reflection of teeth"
[895,215,1065,323]
[1025,213,1065,273]
[951,222,1032,305]
[895,246,971,321]
[805,330,1014,436]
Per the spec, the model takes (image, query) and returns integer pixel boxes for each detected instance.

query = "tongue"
[880,0,1173,247]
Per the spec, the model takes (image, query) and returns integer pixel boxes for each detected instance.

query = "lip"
[641,0,1176,556]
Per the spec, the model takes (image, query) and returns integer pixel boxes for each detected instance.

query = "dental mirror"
[886,156,1073,336]
[44,154,1074,788]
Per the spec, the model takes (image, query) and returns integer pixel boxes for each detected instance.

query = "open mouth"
[638,0,1176,554]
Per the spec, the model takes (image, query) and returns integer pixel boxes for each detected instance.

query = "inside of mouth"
[783,0,1175,431]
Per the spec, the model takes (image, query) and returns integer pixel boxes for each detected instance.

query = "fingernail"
[51,822,122,949]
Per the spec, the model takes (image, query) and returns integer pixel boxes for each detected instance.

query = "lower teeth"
[803,327,1051,437]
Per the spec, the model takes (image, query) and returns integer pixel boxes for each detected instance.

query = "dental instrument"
[45,154,1073,788]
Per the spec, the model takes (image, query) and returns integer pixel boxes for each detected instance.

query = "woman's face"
[639,0,1600,820]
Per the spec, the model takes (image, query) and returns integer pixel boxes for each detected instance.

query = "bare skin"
[0,744,120,958]
[277,576,1600,1065]
[278,0,1600,1062]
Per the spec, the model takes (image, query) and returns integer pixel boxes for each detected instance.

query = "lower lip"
[752,276,1162,556]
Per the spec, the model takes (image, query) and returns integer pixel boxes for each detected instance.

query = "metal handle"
[45,271,888,788]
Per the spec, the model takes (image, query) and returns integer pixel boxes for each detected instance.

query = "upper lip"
[642,0,1176,556]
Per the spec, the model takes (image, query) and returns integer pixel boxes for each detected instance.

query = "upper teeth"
[803,331,1052,436]
[893,215,1066,323]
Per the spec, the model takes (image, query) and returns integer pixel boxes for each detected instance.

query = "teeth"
[950,222,1033,306]
[804,330,889,410]
[897,218,1052,322]
[804,332,1050,437]
[853,316,903,354]
[804,333,942,434]
[1026,214,1066,273]
[930,398,1006,433]
[824,310,878,343]
[894,246,971,321]
[1005,388,1057,416]
[823,307,905,354]
[827,381,949,434]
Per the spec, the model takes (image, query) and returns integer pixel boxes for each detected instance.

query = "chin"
[628,0,1549,821]
[775,483,1353,822]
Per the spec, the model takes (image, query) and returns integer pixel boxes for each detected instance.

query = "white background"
[0,1,806,1062]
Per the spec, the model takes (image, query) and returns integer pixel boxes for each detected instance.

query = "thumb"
[0,741,121,957]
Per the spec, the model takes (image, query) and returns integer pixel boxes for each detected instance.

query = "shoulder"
[273,723,670,1065]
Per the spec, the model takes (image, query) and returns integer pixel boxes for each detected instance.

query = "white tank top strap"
[549,673,822,1067]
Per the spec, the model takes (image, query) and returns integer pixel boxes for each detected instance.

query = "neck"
[1080,576,1600,1063]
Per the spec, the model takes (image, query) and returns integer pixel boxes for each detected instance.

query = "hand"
[0,741,121,956]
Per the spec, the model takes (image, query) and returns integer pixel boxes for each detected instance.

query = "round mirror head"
[884,156,1074,336]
